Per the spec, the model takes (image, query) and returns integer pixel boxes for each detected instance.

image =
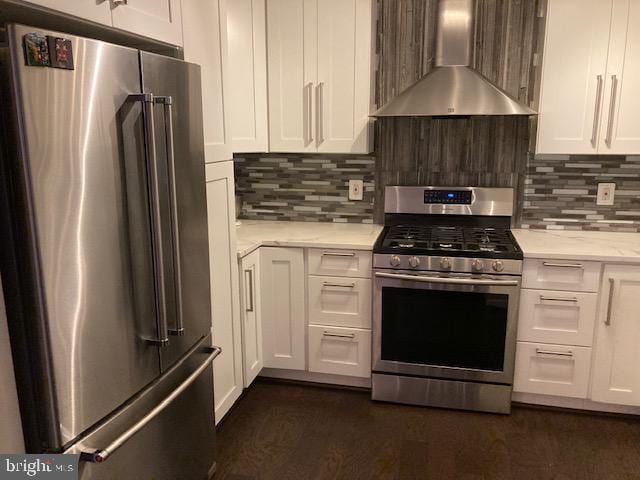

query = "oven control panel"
[423,189,472,205]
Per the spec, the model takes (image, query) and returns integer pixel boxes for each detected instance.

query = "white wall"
[0,278,25,453]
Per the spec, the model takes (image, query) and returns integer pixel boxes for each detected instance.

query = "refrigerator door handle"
[155,96,184,337]
[128,93,170,347]
[80,345,222,463]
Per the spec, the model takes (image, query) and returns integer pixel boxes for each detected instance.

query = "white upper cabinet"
[316,0,373,153]
[24,0,183,45]
[24,0,113,26]
[599,0,640,154]
[536,0,613,154]
[182,0,233,163]
[267,0,373,154]
[227,0,269,153]
[537,0,640,155]
[591,265,640,406]
[111,0,183,46]
[266,0,317,153]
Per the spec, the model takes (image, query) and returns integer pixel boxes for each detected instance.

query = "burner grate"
[381,225,517,255]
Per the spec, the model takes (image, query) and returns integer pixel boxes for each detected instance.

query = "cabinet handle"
[542,262,583,269]
[535,349,573,358]
[305,82,313,145]
[244,269,254,313]
[605,278,616,326]
[322,252,356,257]
[316,82,324,145]
[323,331,355,340]
[539,295,578,303]
[605,75,618,147]
[591,75,604,147]
[322,282,355,289]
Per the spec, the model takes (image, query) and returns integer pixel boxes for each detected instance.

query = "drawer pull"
[535,349,573,358]
[539,295,578,303]
[605,278,616,326]
[542,262,583,269]
[322,252,356,257]
[323,331,356,340]
[322,282,355,289]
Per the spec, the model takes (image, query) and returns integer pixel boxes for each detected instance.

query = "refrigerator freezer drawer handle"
[80,346,222,464]
[155,96,184,336]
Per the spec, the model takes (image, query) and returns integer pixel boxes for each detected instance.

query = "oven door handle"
[375,272,519,286]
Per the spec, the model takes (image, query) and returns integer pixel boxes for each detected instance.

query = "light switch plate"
[348,179,364,201]
[597,183,616,206]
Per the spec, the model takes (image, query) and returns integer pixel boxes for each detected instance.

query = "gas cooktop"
[375,224,522,259]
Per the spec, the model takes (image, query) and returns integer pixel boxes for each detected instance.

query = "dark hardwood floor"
[214,380,640,480]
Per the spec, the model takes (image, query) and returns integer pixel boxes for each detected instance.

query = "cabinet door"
[316,0,373,154]
[260,247,306,370]
[23,0,112,25]
[536,0,613,154]
[111,0,183,46]
[227,0,269,152]
[240,249,263,386]
[591,265,640,406]
[267,0,317,152]
[183,0,233,163]
[599,0,640,154]
[205,161,243,423]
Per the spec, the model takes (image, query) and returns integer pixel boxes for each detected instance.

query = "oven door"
[373,270,520,384]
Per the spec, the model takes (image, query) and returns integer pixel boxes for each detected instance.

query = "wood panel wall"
[374,0,542,223]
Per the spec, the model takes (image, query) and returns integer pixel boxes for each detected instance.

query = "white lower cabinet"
[518,289,598,347]
[307,275,371,329]
[308,325,371,378]
[522,259,601,292]
[591,265,640,406]
[206,161,243,423]
[260,247,306,370]
[514,342,592,398]
[239,249,263,387]
[516,259,640,414]
[307,249,372,278]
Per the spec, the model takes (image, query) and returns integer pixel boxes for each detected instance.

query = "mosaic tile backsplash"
[520,155,640,232]
[234,154,375,223]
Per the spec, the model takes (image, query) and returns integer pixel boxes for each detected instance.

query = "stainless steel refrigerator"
[0,24,219,479]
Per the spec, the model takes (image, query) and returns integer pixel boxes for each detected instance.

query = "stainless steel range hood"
[372,0,536,117]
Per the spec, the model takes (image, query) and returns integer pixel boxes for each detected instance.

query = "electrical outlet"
[597,183,616,206]
[348,179,364,201]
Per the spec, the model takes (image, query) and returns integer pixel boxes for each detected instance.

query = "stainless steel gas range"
[371,186,523,414]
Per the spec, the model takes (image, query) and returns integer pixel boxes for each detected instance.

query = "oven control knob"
[471,259,484,272]
[440,257,452,270]
[389,255,401,267]
[409,256,421,268]
[492,260,504,272]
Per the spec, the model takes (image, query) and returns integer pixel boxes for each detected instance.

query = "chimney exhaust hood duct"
[372,0,537,117]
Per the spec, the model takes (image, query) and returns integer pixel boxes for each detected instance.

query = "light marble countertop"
[236,220,383,258]
[512,229,640,263]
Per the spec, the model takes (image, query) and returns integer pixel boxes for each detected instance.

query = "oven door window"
[381,287,509,371]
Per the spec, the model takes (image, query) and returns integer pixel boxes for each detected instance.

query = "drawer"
[308,276,372,329]
[513,342,591,398]
[518,289,598,346]
[522,259,601,292]
[307,249,372,278]
[308,325,371,378]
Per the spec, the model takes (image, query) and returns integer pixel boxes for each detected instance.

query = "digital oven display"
[423,190,472,205]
